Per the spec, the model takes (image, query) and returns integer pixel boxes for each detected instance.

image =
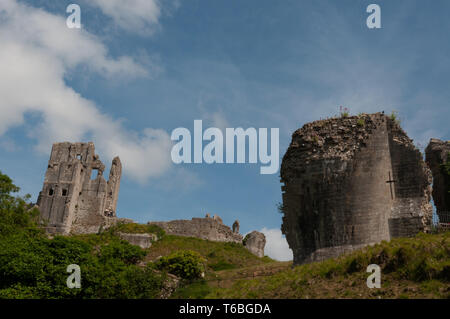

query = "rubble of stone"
[148,214,243,243]
[243,231,266,258]
[118,232,157,249]
[37,142,121,234]
[425,138,450,223]
[281,113,433,265]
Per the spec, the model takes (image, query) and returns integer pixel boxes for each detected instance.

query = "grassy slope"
[204,232,450,299]
[146,235,273,271]
[70,224,450,299]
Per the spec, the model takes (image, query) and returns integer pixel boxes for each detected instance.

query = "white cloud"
[0,0,172,183]
[86,0,161,35]
[260,227,293,261]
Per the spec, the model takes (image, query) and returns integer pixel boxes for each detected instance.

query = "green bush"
[0,170,167,299]
[155,250,206,280]
[99,240,146,265]
[390,110,400,125]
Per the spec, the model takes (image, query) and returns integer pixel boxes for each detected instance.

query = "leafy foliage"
[390,110,401,125]
[357,118,365,127]
[0,171,167,299]
[155,250,206,280]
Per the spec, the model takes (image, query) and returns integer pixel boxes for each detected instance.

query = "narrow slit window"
[49,189,54,196]
[62,189,68,196]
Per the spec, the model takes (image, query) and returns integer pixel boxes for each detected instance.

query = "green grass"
[146,235,273,271]
[205,232,450,299]
[170,279,212,299]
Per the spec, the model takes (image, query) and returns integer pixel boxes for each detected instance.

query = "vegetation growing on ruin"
[357,117,365,127]
[339,106,350,118]
[390,110,401,125]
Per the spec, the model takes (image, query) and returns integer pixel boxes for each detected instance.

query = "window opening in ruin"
[62,189,68,196]
[49,189,54,196]
[76,154,82,160]
[90,169,99,180]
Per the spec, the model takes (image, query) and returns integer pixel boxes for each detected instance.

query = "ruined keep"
[425,138,450,223]
[37,142,121,234]
[281,113,433,265]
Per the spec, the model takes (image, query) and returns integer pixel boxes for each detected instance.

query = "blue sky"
[0,0,449,260]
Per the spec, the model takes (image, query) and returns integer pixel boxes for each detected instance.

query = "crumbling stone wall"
[425,138,450,223]
[281,113,432,265]
[37,142,121,234]
[118,232,157,249]
[148,215,243,243]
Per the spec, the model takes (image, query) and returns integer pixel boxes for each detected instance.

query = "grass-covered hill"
[205,232,449,299]
[0,170,448,299]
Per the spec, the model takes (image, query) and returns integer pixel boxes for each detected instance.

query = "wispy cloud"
[260,227,292,261]
[84,0,161,35]
[0,0,173,183]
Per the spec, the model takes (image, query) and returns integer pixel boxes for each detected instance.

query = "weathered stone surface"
[148,215,243,243]
[118,232,157,249]
[213,214,223,224]
[281,113,433,265]
[159,273,180,299]
[425,138,450,223]
[37,142,122,234]
[243,231,266,257]
[232,220,240,233]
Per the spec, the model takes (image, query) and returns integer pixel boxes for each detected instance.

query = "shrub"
[339,106,350,118]
[99,239,146,265]
[155,250,206,280]
[0,170,168,299]
[390,110,400,125]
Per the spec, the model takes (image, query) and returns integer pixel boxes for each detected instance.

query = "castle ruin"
[37,142,121,234]
[425,138,450,224]
[148,214,244,243]
[280,113,433,265]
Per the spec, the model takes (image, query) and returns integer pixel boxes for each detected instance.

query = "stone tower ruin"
[37,142,121,234]
[425,138,450,224]
[280,113,433,265]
